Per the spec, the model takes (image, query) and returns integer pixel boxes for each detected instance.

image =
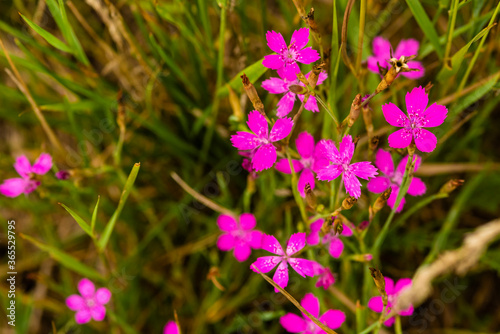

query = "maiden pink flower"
[231,110,293,172]
[280,293,346,333]
[164,321,180,334]
[275,132,329,197]
[216,213,263,262]
[66,278,111,324]
[306,219,353,258]
[263,28,320,81]
[251,233,315,292]
[316,135,378,198]
[367,37,424,79]
[367,149,426,212]
[0,153,52,197]
[262,71,328,117]
[383,86,448,152]
[368,277,413,326]
[311,262,336,290]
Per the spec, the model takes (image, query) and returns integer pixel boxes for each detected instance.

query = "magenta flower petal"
[297,168,315,197]
[252,143,277,171]
[407,177,426,196]
[301,293,320,318]
[75,309,92,324]
[247,110,268,138]
[273,261,289,291]
[239,213,256,230]
[368,296,384,312]
[277,92,296,117]
[234,241,252,262]
[247,230,263,249]
[384,317,395,327]
[315,71,328,85]
[288,258,314,278]
[394,278,412,294]
[280,313,307,333]
[66,295,85,311]
[367,176,390,193]
[217,234,235,251]
[230,132,261,150]
[414,129,437,152]
[422,103,448,127]
[399,304,415,316]
[316,164,342,181]
[277,62,301,81]
[275,159,303,174]
[303,95,319,112]
[285,232,306,256]
[95,288,111,305]
[388,129,412,148]
[0,178,29,197]
[367,55,383,73]
[270,117,293,142]
[14,155,31,178]
[328,238,344,258]
[350,161,378,180]
[382,103,408,127]
[90,305,106,321]
[306,220,322,245]
[266,30,287,53]
[261,77,288,94]
[317,139,339,162]
[78,278,95,298]
[251,256,281,273]
[395,38,419,58]
[341,224,353,236]
[290,27,310,49]
[339,135,355,162]
[164,321,180,334]
[372,36,391,58]
[217,215,237,232]
[296,132,315,158]
[320,309,346,330]
[342,170,362,198]
[263,54,285,69]
[405,86,428,117]
[387,185,406,212]
[385,277,395,294]
[297,47,320,64]
[261,235,285,255]
[375,149,394,175]
[402,60,425,79]
[31,153,52,175]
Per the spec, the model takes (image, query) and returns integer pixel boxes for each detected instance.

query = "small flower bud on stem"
[374,55,419,95]
[342,196,357,210]
[333,217,343,235]
[305,183,317,210]
[241,73,265,115]
[369,267,388,310]
[308,62,325,90]
[369,187,392,222]
[440,179,464,195]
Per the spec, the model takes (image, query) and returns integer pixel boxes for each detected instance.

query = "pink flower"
[66,278,111,324]
[367,149,427,212]
[239,151,259,179]
[368,277,413,327]
[383,86,448,152]
[262,71,328,117]
[306,219,353,258]
[164,321,180,334]
[231,110,293,172]
[263,28,320,81]
[56,170,70,180]
[367,37,424,79]
[251,233,315,292]
[316,135,378,198]
[275,132,329,197]
[280,293,346,333]
[216,213,263,262]
[0,153,52,197]
[311,262,336,290]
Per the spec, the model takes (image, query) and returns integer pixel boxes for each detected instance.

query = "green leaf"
[98,163,141,251]
[405,0,444,59]
[20,233,103,281]
[91,196,100,235]
[19,13,72,53]
[59,203,93,237]
[216,58,267,97]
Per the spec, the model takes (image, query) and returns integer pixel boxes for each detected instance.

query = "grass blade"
[58,203,93,237]
[91,196,100,235]
[405,0,444,59]
[19,13,72,53]
[216,58,267,97]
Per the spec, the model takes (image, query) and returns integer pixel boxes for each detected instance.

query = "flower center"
[86,298,96,308]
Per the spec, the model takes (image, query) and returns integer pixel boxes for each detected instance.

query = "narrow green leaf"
[216,58,267,97]
[98,163,141,251]
[59,203,93,237]
[19,13,72,53]
[20,233,103,281]
[91,196,100,235]
[405,0,444,59]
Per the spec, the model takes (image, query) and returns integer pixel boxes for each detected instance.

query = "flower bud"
[375,55,418,94]
[305,183,317,209]
[333,217,343,235]
[304,7,319,35]
[348,94,362,127]
[369,267,388,307]
[371,187,392,216]
[440,179,464,195]
[357,220,369,231]
[342,196,357,210]
[289,84,307,94]
[241,73,265,115]
[307,62,325,90]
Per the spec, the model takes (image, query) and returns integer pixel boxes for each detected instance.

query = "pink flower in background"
[263,28,320,80]
[216,213,263,262]
[368,277,413,327]
[367,149,426,212]
[66,278,111,324]
[306,219,353,258]
[231,110,293,171]
[280,293,346,333]
[262,71,328,117]
[164,321,180,334]
[275,132,329,197]
[316,135,378,198]
[367,37,424,79]
[383,86,447,152]
[311,262,336,290]
[56,170,70,180]
[251,233,315,292]
[239,151,259,179]
[0,153,52,197]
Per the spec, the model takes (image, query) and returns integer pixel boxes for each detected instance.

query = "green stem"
[443,0,459,69]
[395,315,403,334]
[286,149,308,224]
[355,0,366,74]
